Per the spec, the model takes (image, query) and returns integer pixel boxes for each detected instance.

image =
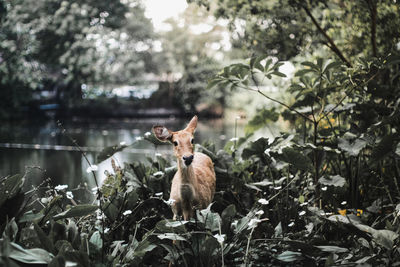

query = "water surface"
[0,117,245,190]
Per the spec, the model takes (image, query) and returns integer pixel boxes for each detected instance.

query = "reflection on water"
[0,117,249,190]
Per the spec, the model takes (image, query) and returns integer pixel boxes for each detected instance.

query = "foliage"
[2,113,400,265]
[0,0,156,118]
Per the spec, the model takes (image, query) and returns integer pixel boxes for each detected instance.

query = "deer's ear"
[152,126,173,142]
[184,115,198,133]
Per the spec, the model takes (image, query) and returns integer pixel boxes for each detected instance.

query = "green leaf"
[53,204,98,220]
[276,251,303,262]
[280,147,312,171]
[245,108,279,134]
[97,143,127,163]
[0,174,24,207]
[371,135,395,160]
[242,137,270,159]
[295,69,314,77]
[156,219,187,234]
[221,204,236,227]
[301,61,319,70]
[133,240,157,259]
[319,175,346,187]
[338,136,367,157]
[196,204,221,232]
[316,245,349,253]
[89,231,103,250]
[206,78,223,89]
[9,242,53,264]
[19,210,44,223]
[157,233,186,241]
[271,71,287,77]
[323,61,342,72]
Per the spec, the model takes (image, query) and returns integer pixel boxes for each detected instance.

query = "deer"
[152,115,216,221]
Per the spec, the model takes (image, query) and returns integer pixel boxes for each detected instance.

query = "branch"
[302,5,352,68]
[365,0,378,57]
[248,73,314,123]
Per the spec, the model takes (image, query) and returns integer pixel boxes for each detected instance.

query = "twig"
[301,4,352,67]
[57,121,105,262]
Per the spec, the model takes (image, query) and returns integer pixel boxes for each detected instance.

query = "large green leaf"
[276,251,303,262]
[8,242,53,264]
[241,137,270,159]
[338,136,367,157]
[53,205,98,220]
[319,175,346,187]
[280,147,312,171]
[97,143,127,163]
[19,210,44,223]
[315,245,348,253]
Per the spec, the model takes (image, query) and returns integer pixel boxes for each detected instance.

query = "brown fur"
[152,116,216,220]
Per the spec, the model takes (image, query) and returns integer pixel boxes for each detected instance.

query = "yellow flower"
[338,209,347,216]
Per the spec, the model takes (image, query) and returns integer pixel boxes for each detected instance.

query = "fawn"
[152,116,216,220]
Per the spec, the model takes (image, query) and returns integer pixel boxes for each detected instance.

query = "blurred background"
[1,0,399,189]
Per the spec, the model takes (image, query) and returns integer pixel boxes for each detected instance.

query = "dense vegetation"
[1,0,400,266]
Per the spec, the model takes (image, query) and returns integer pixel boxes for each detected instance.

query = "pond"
[0,117,261,191]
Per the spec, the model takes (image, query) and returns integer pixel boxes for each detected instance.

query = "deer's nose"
[183,155,194,166]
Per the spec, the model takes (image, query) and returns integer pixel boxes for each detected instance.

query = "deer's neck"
[177,161,195,184]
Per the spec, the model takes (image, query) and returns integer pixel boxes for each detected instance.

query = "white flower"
[66,191,74,199]
[153,171,164,177]
[248,218,261,229]
[41,197,48,204]
[55,184,68,191]
[91,187,98,195]
[229,137,239,142]
[135,136,143,141]
[86,165,98,173]
[119,141,126,146]
[258,198,269,205]
[288,222,295,227]
[96,210,104,220]
[104,228,110,234]
[299,211,306,216]
[213,234,225,244]
[166,198,176,206]
[144,132,151,137]
[321,186,328,191]
[155,153,162,157]
[341,201,347,205]
[123,210,132,216]
[255,210,264,216]
[155,192,163,197]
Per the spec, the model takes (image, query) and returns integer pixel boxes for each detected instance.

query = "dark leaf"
[53,205,98,220]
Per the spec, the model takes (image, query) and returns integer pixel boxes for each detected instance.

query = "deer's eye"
[191,138,194,144]
[173,141,178,146]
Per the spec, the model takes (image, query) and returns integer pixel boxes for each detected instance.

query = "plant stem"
[244,226,255,266]
[218,218,225,267]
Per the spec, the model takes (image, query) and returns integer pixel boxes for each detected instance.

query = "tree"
[0,0,156,117]
[191,0,400,65]
[157,3,230,113]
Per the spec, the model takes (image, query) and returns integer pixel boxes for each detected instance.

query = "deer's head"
[152,116,197,167]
